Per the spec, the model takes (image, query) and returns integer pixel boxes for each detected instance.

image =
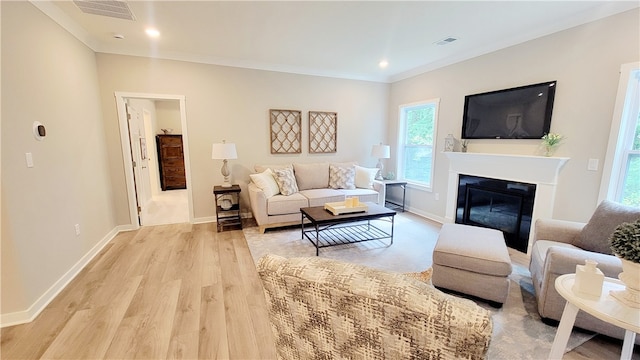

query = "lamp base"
[375,159,384,180]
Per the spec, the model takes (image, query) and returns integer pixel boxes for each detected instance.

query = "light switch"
[25,152,34,168]
[588,158,599,171]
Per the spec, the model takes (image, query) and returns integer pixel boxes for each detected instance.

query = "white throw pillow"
[249,169,280,198]
[329,164,356,189]
[272,168,299,196]
[355,165,378,189]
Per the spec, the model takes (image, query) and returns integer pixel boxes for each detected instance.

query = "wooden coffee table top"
[301,202,396,225]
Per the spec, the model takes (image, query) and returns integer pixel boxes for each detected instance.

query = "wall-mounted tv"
[461,81,557,139]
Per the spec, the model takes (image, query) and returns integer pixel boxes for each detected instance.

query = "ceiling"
[37,1,639,83]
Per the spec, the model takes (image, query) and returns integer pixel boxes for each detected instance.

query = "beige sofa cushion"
[294,162,329,190]
[575,200,640,255]
[267,193,308,216]
[299,189,345,207]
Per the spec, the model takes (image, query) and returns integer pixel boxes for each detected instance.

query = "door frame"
[115,92,193,228]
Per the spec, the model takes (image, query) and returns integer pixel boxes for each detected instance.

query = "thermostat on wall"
[33,121,46,141]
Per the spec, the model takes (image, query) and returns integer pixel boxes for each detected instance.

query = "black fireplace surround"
[455,174,536,253]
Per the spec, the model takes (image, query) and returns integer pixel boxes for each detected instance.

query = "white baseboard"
[192,216,215,224]
[404,206,446,225]
[0,225,130,328]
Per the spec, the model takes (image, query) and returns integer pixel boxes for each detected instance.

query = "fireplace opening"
[456,174,536,252]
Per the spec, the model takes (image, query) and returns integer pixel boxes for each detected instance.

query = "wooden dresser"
[156,134,186,190]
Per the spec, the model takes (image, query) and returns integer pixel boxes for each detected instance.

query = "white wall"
[95,55,390,223]
[388,8,640,223]
[1,2,116,320]
[155,100,182,135]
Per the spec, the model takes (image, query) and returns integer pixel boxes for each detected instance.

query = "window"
[601,63,640,207]
[397,99,439,189]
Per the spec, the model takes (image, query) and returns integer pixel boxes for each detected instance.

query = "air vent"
[434,37,458,46]
[73,0,136,21]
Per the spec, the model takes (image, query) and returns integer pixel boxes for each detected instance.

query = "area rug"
[243,217,595,359]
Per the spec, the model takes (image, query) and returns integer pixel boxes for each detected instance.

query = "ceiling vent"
[434,37,458,46]
[73,0,136,21]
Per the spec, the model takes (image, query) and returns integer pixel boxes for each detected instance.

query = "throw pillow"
[354,165,379,189]
[249,169,280,198]
[272,168,299,196]
[293,163,329,190]
[329,164,356,189]
[574,200,640,255]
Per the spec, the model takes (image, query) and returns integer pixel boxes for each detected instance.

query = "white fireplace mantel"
[444,152,570,253]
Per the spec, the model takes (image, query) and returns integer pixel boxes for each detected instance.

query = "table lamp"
[371,143,390,180]
[212,140,238,187]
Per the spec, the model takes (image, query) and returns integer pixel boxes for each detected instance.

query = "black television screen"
[461,81,556,139]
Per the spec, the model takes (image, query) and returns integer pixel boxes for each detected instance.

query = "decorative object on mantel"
[161,128,173,134]
[609,219,640,308]
[540,132,565,156]
[309,111,337,153]
[461,139,469,153]
[371,143,391,181]
[212,140,238,187]
[270,109,302,154]
[444,134,455,152]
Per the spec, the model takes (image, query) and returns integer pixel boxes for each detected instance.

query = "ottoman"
[432,223,512,306]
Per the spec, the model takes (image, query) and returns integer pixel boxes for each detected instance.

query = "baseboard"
[0,225,129,328]
[404,206,446,225]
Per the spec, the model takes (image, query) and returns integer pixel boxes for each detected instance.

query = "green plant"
[609,220,640,264]
[541,133,564,147]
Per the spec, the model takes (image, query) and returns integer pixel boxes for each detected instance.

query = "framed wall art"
[309,111,337,153]
[270,109,302,154]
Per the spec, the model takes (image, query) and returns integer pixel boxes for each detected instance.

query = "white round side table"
[548,274,640,359]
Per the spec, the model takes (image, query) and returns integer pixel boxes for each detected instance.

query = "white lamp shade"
[212,142,237,160]
[371,144,390,159]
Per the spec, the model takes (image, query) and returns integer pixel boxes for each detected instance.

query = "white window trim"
[599,62,640,203]
[397,98,440,192]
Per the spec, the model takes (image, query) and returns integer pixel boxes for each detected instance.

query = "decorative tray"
[324,201,368,216]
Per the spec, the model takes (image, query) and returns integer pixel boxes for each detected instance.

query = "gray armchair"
[529,200,640,341]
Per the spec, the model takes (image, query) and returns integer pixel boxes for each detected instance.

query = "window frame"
[599,62,640,206]
[396,98,440,191]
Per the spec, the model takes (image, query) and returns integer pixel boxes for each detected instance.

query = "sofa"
[529,200,640,342]
[248,162,384,233]
[257,254,493,360]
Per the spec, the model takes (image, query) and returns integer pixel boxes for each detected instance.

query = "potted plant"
[540,133,564,156]
[609,219,640,308]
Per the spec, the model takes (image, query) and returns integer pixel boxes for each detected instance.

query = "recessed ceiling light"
[379,60,389,69]
[145,28,160,38]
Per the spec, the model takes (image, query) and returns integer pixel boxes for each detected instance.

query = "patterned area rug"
[243,218,595,359]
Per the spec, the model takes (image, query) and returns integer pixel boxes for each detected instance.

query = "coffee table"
[300,202,396,256]
[548,274,639,359]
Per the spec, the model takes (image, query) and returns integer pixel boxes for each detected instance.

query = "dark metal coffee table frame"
[300,203,396,256]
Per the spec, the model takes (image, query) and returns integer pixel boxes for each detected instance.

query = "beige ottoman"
[432,223,512,306]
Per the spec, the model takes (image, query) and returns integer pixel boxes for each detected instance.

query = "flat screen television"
[461,81,557,139]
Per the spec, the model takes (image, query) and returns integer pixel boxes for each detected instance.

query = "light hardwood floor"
[1,220,638,359]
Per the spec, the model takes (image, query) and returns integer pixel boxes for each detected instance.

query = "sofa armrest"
[544,246,622,278]
[372,180,384,205]
[533,218,585,247]
[248,182,268,226]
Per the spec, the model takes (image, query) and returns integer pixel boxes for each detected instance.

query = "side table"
[548,274,639,359]
[213,185,242,232]
[379,180,407,212]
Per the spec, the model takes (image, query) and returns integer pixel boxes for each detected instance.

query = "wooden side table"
[213,185,242,232]
[549,274,639,359]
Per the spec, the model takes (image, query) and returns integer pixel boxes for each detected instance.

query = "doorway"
[115,92,193,228]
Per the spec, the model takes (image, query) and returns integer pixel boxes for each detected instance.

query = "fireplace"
[456,175,536,252]
[444,152,569,254]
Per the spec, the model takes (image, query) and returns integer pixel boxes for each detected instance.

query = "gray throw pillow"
[272,168,299,196]
[574,200,640,255]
